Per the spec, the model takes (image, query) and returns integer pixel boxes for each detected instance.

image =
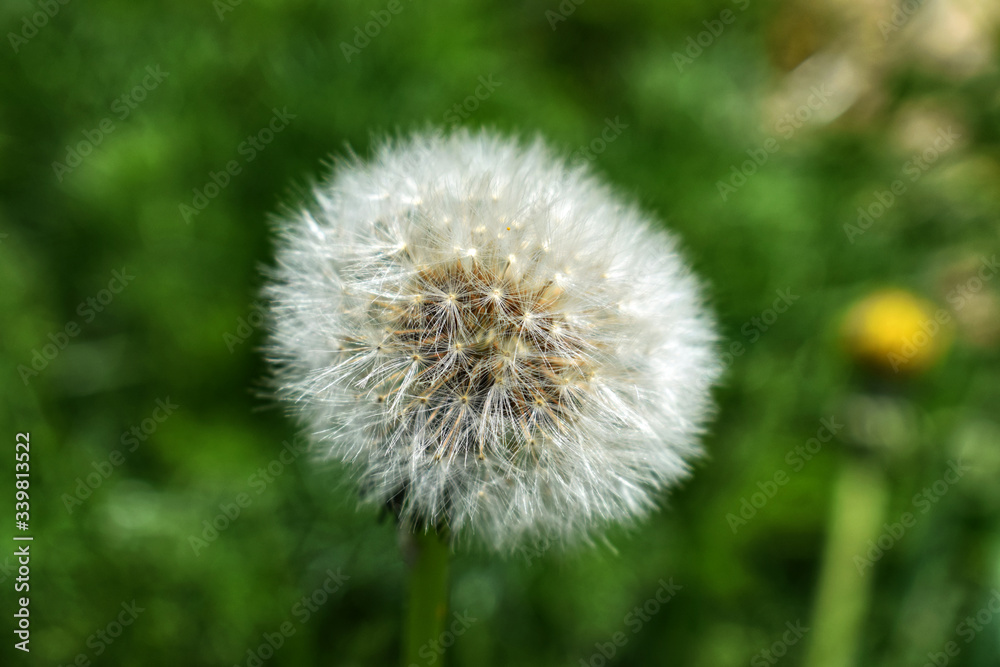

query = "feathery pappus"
[265,129,720,552]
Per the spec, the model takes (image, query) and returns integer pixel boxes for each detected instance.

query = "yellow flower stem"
[803,453,888,667]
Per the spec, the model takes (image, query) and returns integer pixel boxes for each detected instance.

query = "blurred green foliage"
[2,0,1000,665]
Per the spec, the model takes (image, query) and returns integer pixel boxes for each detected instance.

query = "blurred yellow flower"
[842,289,952,374]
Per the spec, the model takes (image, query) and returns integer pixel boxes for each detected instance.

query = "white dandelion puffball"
[266,129,719,552]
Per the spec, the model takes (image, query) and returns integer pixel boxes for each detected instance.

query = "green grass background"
[2,0,1000,665]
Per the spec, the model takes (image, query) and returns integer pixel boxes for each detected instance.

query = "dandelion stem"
[403,527,450,667]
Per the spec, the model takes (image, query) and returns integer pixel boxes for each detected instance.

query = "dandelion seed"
[264,129,720,552]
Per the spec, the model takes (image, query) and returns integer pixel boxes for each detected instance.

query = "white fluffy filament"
[265,129,720,552]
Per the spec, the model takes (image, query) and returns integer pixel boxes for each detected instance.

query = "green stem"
[803,454,888,667]
[403,528,450,667]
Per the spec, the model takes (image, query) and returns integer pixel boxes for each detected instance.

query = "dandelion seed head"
[265,129,720,552]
